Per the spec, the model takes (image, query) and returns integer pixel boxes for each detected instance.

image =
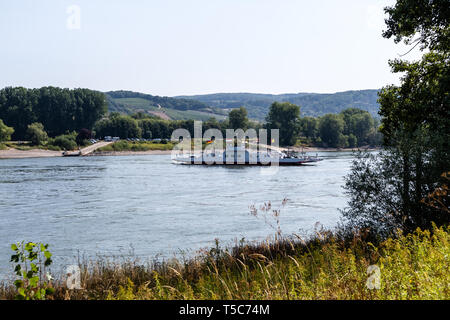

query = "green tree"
[299,117,319,140]
[343,0,450,235]
[383,0,449,52]
[0,119,14,142]
[228,107,248,130]
[347,133,357,148]
[94,115,141,139]
[340,108,375,146]
[27,123,48,145]
[318,114,345,148]
[265,102,301,146]
[0,87,107,140]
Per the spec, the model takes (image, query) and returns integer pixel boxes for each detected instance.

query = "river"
[0,152,355,279]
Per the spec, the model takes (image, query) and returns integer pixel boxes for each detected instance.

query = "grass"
[112,97,227,121]
[1,225,448,300]
[96,140,175,152]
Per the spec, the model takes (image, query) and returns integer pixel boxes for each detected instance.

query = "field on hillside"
[106,94,227,121]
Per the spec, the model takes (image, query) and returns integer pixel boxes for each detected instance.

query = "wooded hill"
[107,89,380,122]
[177,90,380,121]
[105,91,228,121]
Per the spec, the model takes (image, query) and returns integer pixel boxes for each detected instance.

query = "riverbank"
[89,150,172,156]
[1,225,448,300]
[0,146,378,159]
[291,146,379,152]
[0,148,62,159]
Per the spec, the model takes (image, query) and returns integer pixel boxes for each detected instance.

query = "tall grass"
[97,141,174,152]
[1,225,448,300]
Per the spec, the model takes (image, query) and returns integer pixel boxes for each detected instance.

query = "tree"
[265,102,301,146]
[342,0,450,235]
[318,114,345,148]
[0,119,14,142]
[27,122,48,145]
[76,128,92,145]
[0,87,107,140]
[94,115,141,139]
[347,134,357,148]
[299,117,319,140]
[340,108,375,146]
[383,0,449,52]
[228,107,248,130]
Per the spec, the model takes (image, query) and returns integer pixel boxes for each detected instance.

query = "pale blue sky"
[0,0,423,96]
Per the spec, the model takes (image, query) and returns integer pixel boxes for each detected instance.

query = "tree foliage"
[27,123,48,146]
[228,107,248,130]
[383,0,450,51]
[319,114,345,148]
[0,119,14,142]
[265,102,301,146]
[0,87,107,140]
[343,0,450,235]
[300,109,380,148]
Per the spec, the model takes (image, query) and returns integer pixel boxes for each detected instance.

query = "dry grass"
[1,225,448,300]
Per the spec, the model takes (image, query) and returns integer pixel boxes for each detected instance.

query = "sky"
[0,0,424,96]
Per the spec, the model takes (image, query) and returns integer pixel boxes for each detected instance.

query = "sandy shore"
[0,148,63,159]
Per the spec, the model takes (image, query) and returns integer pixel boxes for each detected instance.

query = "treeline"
[93,111,263,140]
[298,108,382,148]
[0,87,107,140]
[92,105,381,149]
[263,102,381,147]
[106,90,209,111]
[178,90,380,121]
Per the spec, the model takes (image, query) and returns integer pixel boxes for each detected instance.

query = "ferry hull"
[174,159,322,166]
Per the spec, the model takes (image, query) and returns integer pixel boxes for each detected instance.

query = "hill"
[105,91,228,121]
[106,89,381,122]
[177,90,380,120]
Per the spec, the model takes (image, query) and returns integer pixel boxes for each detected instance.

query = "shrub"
[76,129,92,146]
[10,242,54,300]
[27,123,48,146]
[0,119,14,142]
[50,135,77,151]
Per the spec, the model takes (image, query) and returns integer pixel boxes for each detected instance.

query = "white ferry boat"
[173,147,322,166]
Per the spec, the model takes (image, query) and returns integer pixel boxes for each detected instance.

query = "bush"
[27,123,48,146]
[46,145,61,151]
[97,141,174,152]
[50,135,77,151]
[76,129,92,146]
[0,119,14,142]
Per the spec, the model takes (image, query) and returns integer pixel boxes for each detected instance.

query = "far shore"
[290,146,379,152]
[89,150,173,156]
[0,148,63,159]
[0,146,378,159]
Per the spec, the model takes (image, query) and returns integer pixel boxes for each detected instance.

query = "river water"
[0,152,355,279]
